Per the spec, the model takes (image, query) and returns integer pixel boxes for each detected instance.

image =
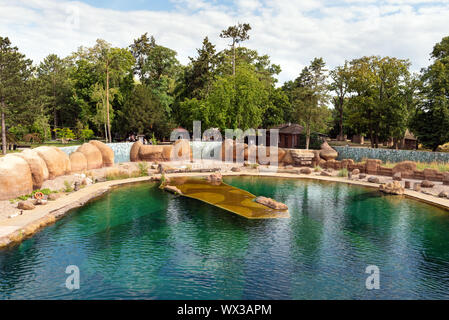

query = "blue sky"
[1,0,449,83]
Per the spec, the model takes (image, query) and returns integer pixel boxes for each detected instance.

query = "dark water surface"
[1,176,449,300]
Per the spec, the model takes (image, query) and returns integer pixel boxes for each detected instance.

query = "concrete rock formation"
[16,149,49,189]
[130,141,143,162]
[139,145,172,162]
[379,181,405,195]
[368,176,380,184]
[69,151,88,173]
[89,140,114,167]
[0,155,34,201]
[392,161,417,176]
[171,139,191,162]
[255,196,288,210]
[18,200,35,210]
[34,146,69,179]
[164,185,183,195]
[77,143,103,170]
[421,180,435,188]
[320,141,338,161]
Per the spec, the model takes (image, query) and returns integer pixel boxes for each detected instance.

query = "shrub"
[338,168,349,177]
[314,166,322,172]
[64,181,73,192]
[138,162,149,177]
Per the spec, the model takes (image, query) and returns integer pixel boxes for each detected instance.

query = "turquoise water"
[1,176,449,299]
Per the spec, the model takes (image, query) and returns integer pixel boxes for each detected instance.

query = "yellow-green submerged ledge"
[167,177,290,219]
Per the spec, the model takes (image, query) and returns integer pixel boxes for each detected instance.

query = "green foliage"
[64,180,73,192]
[411,36,449,151]
[54,128,75,143]
[80,128,94,141]
[150,133,157,145]
[138,162,149,177]
[338,168,349,177]
[0,36,33,154]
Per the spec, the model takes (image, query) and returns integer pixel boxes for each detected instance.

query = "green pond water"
[1,176,449,299]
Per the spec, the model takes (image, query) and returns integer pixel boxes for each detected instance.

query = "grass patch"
[64,180,73,193]
[338,168,349,177]
[137,162,149,177]
[314,166,322,172]
[382,161,449,172]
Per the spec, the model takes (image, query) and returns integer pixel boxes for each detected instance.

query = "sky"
[1,0,449,84]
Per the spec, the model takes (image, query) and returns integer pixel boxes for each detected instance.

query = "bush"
[297,133,325,150]
[79,128,94,142]
[137,162,149,177]
[338,168,349,177]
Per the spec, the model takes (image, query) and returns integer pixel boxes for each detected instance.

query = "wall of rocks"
[129,140,337,168]
[0,141,114,201]
[321,159,449,185]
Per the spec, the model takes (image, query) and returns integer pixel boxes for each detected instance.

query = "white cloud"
[0,0,448,83]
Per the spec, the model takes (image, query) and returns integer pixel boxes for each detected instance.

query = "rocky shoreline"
[1,163,449,249]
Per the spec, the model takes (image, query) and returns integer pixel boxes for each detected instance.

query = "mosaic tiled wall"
[334,146,449,163]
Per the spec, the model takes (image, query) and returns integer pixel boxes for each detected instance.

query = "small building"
[399,129,418,150]
[266,123,304,148]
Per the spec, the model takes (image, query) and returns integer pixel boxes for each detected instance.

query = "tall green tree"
[411,36,449,150]
[291,58,330,149]
[130,34,180,115]
[346,56,411,148]
[37,54,71,138]
[329,62,351,141]
[0,37,33,154]
[220,23,251,76]
[83,39,134,142]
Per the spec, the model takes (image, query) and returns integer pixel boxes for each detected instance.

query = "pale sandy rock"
[0,155,33,200]
[379,181,405,195]
[130,141,143,162]
[69,151,88,173]
[255,196,288,210]
[18,200,35,210]
[89,140,114,167]
[34,146,69,179]
[16,149,49,189]
[77,143,103,170]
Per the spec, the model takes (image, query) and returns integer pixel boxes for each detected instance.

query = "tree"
[130,34,180,115]
[90,82,118,141]
[37,54,71,138]
[180,64,268,131]
[0,37,33,154]
[85,39,134,142]
[220,23,251,76]
[345,56,411,148]
[411,37,449,150]
[120,85,171,139]
[329,62,351,141]
[291,58,330,149]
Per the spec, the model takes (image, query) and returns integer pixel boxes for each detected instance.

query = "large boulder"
[139,145,173,162]
[320,141,338,161]
[130,141,143,162]
[77,143,103,170]
[281,150,294,166]
[54,148,71,174]
[16,149,49,189]
[0,155,33,200]
[34,146,70,179]
[392,161,417,176]
[255,196,288,210]
[69,151,88,173]
[89,140,114,167]
[379,181,404,195]
[170,139,191,162]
